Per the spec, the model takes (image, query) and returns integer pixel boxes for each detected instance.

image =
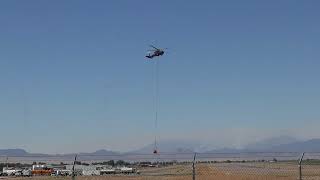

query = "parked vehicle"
[2,167,21,176]
[22,169,32,177]
[100,169,116,175]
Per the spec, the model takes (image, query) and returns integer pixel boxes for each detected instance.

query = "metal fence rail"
[1,152,320,179]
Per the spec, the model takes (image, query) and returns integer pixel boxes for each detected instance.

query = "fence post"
[298,152,305,180]
[72,154,77,180]
[192,153,197,180]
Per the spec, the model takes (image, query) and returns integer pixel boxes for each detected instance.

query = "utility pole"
[6,156,8,168]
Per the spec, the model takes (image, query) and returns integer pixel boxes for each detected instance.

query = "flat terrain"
[2,162,320,180]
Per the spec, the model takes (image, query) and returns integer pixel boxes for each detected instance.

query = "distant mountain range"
[245,136,298,151]
[132,137,320,154]
[129,140,203,154]
[205,137,320,153]
[78,149,119,156]
[0,149,119,157]
[0,149,28,156]
[267,139,320,152]
[1,137,320,157]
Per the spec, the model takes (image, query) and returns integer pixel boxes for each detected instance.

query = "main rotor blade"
[158,48,168,51]
[149,45,160,50]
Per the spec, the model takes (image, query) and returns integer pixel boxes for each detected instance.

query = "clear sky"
[0,0,319,154]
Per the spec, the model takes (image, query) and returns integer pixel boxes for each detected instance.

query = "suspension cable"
[153,59,159,154]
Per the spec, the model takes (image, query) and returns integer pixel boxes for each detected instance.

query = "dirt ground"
[3,163,320,180]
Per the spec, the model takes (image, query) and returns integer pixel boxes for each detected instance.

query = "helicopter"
[146,45,166,59]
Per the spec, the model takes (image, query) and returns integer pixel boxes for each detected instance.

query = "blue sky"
[0,0,320,153]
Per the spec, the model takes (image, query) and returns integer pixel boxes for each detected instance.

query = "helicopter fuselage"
[146,50,164,59]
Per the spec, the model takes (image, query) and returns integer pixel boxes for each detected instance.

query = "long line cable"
[153,59,159,154]
[22,87,28,127]
[21,86,29,151]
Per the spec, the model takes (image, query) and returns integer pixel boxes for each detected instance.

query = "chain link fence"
[1,152,320,179]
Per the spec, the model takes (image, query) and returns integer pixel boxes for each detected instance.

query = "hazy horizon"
[1,0,320,154]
